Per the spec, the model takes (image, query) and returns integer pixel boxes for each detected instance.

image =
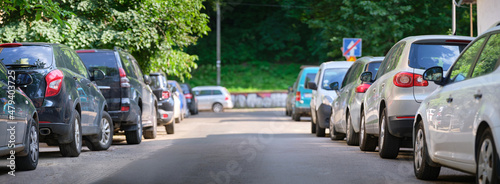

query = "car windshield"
[78,52,119,76]
[408,43,468,71]
[0,45,53,69]
[322,68,349,90]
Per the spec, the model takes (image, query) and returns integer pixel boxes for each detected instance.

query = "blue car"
[168,81,189,120]
[289,67,319,121]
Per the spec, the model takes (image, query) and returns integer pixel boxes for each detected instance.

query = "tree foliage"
[0,0,210,80]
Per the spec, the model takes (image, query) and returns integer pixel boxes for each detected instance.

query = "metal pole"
[452,0,456,35]
[470,4,473,37]
[216,1,221,86]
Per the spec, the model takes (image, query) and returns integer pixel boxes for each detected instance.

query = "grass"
[181,62,302,93]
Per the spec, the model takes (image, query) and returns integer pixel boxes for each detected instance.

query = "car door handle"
[446,97,453,103]
[474,93,482,99]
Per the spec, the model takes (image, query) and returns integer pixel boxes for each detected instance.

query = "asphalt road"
[1,108,473,184]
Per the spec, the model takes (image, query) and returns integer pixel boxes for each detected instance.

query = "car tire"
[87,111,113,151]
[359,111,377,151]
[292,108,300,121]
[286,108,290,116]
[16,117,39,170]
[144,108,158,139]
[414,120,441,180]
[60,109,82,157]
[125,114,143,144]
[476,128,499,184]
[330,123,345,140]
[311,121,316,134]
[316,114,325,137]
[379,108,401,159]
[175,117,181,124]
[212,103,223,113]
[346,112,359,146]
[165,123,174,134]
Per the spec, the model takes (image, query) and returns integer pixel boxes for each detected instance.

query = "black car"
[0,43,112,157]
[149,73,175,134]
[77,48,158,144]
[180,83,198,115]
[0,59,39,170]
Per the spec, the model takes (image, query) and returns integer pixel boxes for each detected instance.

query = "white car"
[306,61,353,137]
[193,86,233,112]
[413,25,500,183]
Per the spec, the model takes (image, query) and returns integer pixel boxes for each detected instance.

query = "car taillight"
[185,93,193,99]
[355,83,371,93]
[162,114,168,119]
[225,96,229,101]
[393,72,428,88]
[0,43,22,47]
[45,70,64,97]
[121,106,130,111]
[162,91,170,99]
[295,91,301,101]
[119,68,130,88]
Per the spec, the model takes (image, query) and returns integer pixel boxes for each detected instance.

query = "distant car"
[180,83,199,115]
[149,73,175,134]
[170,86,182,123]
[0,43,112,157]
[290,67,319,121]
[285,84,295,116]
[359,35,474,159]
[168,81,189,119]
[414,26,500,182]
[306,61,353,137]
[77,48,158,144]
[330,57,383,145]
[0,62,39,170]
[192,86,233,112]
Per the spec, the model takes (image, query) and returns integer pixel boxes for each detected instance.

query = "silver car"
[414,26,500,182]
[360,35,474,159]
[330,57,383,145]
[193,86,233,112]
[307,61,352,137]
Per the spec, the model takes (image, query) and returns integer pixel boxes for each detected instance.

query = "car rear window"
[150,75,165,89]
[366,62,381,80]
[180,84,190,93]
[321,68,349,90]
[0,45,53,69]
[304,73,317,85]
[78,52,119,76]
[408,43,468,71]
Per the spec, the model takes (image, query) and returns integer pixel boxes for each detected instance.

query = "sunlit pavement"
[1,108,472,184]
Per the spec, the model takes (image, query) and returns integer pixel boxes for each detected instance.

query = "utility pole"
[216,1,221,86]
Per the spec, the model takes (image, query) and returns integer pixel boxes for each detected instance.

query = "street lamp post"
[216,1,221,86]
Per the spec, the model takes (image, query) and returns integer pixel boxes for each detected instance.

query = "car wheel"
[165,123,174,134]
[414,120,441,180]
[292,108,301,121]
[212,103,223,113]
[330,122,345,140]
[476,128,499,184]
[285,108,290,116]
[379,108,401,159]
[316,114,326,137]
[346,112,359,146]
[175,117,181,123]
[87,111,113,151]
[144,108,158,139]
[60,109,82,157]
[359,111,377,151]
[16,117,39,170]
[125,114,143,144]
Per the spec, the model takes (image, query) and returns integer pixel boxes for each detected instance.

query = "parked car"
[0,61,39,170]
[413,26,500,182]
[306,61,353,137]
[330,57,383,145]
[289,67,319,121]
[192,86,233,112]
[0,43,112,157]
[170,86,182,123]
[180,83,199,115]
[285,83,296,116]
[359,35,474,158]
[77,48,158,144]
[168,80,189,119]
[149,73,175,134]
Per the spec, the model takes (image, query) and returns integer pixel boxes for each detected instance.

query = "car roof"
[302,67,319,72]
[399,35,474,43]
[192,86,227,90]
[149,72,165,76]
[320,61,353,69]
[76,49,115,53]
[355,56,385,65]
[1,42,60,47]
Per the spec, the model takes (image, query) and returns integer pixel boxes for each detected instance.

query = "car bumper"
[387,116,414,138]
[294,107,311,117]
[39,122,73,144]
[157,109,174,125]
[224,101,234,109]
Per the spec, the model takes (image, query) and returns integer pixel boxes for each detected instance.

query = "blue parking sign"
[343,38,362,57]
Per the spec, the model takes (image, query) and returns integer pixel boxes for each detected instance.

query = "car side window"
[471,33,500,78]
[119,52,135,77]
[315,68,322,85]
[376,44,398,79]
[387,42,405,72]
[70,51,89,78]
[448,36,486,83]
[60,47,84,76]
[129,55,144,81]
[199,90,211,96]
[341,65,354,88]
[213,90,223,95]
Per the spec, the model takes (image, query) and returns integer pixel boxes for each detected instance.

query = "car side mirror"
[423,66,444,86]
[307,82,317,90]
[143,75,151,85]
[360,72,373,83]
[15,73,33,86]
[330,82,339,91]
[91,69,106,81]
